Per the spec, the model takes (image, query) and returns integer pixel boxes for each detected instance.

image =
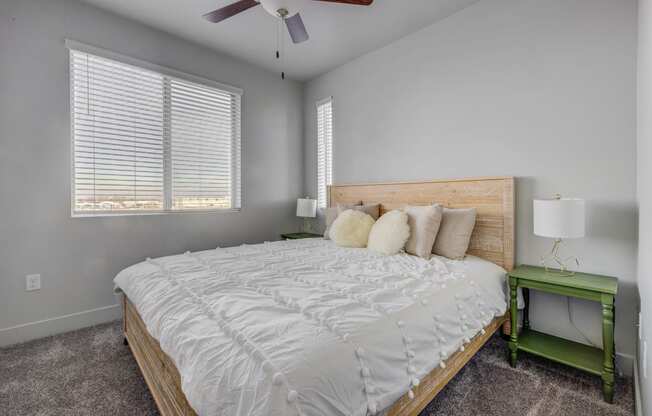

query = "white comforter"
[114,238,508,416]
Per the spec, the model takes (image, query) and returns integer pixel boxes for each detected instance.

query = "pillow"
[323,207,338,239]
[324,202,362,240]
[432,208,477,259]
[323,202,361,239]
[404,204,443,259]
[367,210,411,255]
[339,203,380,220]
[329,209,375,248]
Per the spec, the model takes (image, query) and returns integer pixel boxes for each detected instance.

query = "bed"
[115,176,515,416]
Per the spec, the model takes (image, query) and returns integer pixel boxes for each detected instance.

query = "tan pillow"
[432,208,477,259]
[324,202,361,239]
[404,204,443,259]
[340,203,380,220]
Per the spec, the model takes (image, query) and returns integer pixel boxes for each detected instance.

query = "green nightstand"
[507,265,618,403]
[281,232,323,240]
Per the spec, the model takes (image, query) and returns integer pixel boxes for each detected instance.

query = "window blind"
[317,98,333,209]
[69,45,241,215]
[169,78,241,210]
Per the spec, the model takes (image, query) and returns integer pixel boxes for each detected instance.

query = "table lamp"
[533,195,585,276]
[296,197,317,232]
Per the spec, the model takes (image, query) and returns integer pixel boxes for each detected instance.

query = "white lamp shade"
[296,198,317,218]
[533,198,585,239]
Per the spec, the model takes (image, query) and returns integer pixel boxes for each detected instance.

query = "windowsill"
[71,208,241,218]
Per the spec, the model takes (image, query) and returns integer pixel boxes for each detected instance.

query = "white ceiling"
[79,0,479,81]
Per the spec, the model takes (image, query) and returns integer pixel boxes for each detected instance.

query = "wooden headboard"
[328,176,515,271]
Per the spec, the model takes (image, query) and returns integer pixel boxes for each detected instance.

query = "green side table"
[507,265,618,403]
[281,232,323,240]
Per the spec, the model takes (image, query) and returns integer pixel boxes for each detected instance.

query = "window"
[68,41,241,216]
[316,97,333,209]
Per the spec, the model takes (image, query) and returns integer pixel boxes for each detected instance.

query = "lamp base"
[302,217,312,233]
[541,239,579,276]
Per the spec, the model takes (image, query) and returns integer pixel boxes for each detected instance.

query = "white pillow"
[329,209,375,248]
[367,210,411,255]
[323,203,361,239]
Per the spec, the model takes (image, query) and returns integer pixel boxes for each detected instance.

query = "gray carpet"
[0,321,634,416]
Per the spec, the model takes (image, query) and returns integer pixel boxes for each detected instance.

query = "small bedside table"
[507,265,618,402]
[281,232,322,240]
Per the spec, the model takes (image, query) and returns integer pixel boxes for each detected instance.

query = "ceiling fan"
[203,0,374,44]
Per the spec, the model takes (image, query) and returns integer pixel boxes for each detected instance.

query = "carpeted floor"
[0,321,634,416]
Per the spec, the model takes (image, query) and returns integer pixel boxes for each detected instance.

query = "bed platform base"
[123,297,196,415]
[123,296,508,416]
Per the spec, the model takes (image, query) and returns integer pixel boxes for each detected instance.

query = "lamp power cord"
[567,296,597,347]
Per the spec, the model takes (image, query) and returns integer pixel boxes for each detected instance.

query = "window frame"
[316,96,333,209]
[66,40,243,217]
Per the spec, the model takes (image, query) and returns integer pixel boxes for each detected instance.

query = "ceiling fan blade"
[202,0,259,23]
[311,0,373,5]
[285,13,309,44]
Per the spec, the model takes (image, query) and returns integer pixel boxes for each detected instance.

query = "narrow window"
[316,97,333,209]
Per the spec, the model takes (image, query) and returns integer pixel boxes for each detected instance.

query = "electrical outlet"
[25,274,41,291]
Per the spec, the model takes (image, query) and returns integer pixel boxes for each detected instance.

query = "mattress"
[113,238,509,416]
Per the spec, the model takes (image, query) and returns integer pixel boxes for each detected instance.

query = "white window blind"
[317,97,333,209]
[169,78,241,210]
[69,43,241,216]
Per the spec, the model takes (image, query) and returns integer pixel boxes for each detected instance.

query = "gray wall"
[0,0,303,345]
[304,0,638,370]
[638,0,652,412]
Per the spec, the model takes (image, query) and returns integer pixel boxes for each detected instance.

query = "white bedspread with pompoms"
[114,238,508,416]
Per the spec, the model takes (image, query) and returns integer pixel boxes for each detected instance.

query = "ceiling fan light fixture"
[259,0,303,18]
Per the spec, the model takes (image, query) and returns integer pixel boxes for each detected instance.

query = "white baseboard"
[0,304,121,347]
[617,352,635,377]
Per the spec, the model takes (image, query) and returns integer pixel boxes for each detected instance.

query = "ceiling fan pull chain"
[281,17,285,80]
[275,16,285,80]
[281,16,286,80]
[276,16,280,60]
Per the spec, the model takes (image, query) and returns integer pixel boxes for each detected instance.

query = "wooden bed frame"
[123,176,515,416]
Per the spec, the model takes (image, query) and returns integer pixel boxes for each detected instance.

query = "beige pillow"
[404,204,443,259]
[324,202,360,239]
[323,207,339,239]
[339,203,380,220]
[432,208,477,260]
[329,210,376,248]
[367,210,411,255]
